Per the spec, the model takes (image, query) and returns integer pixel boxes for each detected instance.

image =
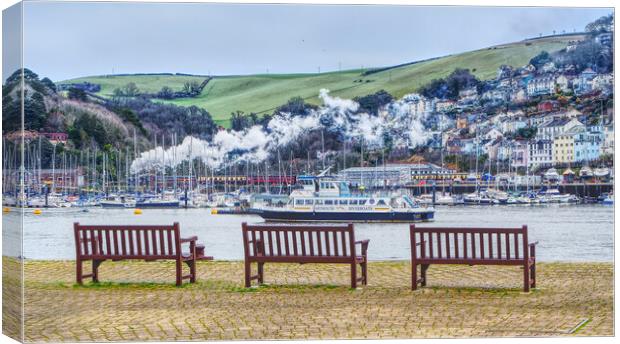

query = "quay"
[405,182,614,198]
[5,258,613,341]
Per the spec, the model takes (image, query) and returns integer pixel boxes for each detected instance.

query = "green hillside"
[61,35,582,127]
[63,74,207,95]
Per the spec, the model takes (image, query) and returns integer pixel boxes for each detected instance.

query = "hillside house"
[435,99,456,112]
[496,65,513,80]
[537,100,560,113]
[481,128,503,141]
[540,62,557,73]
[536,117,585,140]
[42,132,69,144]
[592,73,613,93]
[510,88,528,103]
[574,68,597,95]
[553,128,602,164]
[528,139,554,168]
[555,75,572,93]
[499,118,528,134]
[458,87,478,104]
[600,125,614,155]
[527,75,556,97]
[510,140,530,168]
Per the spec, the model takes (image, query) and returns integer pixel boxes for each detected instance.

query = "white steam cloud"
[131,89,433,173]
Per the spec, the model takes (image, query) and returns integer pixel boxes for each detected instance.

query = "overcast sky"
[5,2,613,81]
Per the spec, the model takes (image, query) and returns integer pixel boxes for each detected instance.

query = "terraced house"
[553,128,603,164]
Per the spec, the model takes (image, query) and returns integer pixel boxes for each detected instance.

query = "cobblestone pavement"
[5,259,613,341]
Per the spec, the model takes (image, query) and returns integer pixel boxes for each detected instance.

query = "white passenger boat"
[255,176,434,222]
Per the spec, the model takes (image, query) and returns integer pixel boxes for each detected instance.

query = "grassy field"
[62,74,208,96]
[61,35,582,127]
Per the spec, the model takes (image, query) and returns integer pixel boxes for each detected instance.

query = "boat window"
[377,199,387,206]
[358,199,366,205]
[368,199,375,205]
[315,200,324,205]
[325,200,334,205]
[339,200,348,205]
[350,200,358,205]
[295,199,303,205]
[304,199,313,205]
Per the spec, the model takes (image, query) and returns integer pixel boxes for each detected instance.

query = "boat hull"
[135,201,180,208]
[257,209,434,223]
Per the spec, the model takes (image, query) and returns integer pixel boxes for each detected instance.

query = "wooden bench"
[242,223,369,288]
[74,222,213,286]
[410,224,537,292]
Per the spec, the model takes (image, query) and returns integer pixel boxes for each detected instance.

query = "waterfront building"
[338,163,457,188]
[554,128,603,164]
[601,125,614,155]
[528,139,554,168]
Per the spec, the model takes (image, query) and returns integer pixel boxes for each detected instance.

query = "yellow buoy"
[211,208,218,215]
[3,207,10,213]
[134,208,143,215]
[33,209,42,215]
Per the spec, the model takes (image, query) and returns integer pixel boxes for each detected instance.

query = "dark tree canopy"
[529,51,551,69]
[354,90,393,116]
[274,96,318,117]
[419,68,480,100]
[585,14,614,33]
[68,87,88,101]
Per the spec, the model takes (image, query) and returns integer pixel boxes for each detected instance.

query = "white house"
[536,117,585,140]
[528,139,554,168]
[555,75,572,93]
[527,75,556,97]
[592,73,613,93]
[600,125,614,155]
[574,68,597,95]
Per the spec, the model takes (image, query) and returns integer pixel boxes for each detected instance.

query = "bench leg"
[76,259,83,285]
[523,263,530,292]
[92,260,102,283]
[421,264,429,287]
[190,260,196,283]
[360,261,368,285]
[530,260,536,289]
[257,262,264,284]
[244,261,251,288]
[411,263,418,290]
[350,263,357,289]
[175,259,182,287]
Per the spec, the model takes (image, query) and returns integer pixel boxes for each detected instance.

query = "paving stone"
[1,258,612,341]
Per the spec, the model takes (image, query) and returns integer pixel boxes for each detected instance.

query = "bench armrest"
[355,239,370,256]
[180,236,198,243]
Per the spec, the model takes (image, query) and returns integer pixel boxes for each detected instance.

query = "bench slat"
[292,230,298,256]
[309,230,315,256]
[284,230,290,256]
[341,231,346,257]
[445,232,450,258]
[242,224,358,260]
[505,233,510,260]
[275,230,282,256]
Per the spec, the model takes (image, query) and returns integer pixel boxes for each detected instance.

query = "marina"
[5,203,613,262]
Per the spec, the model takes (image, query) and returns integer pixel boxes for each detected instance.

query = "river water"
[2,204,614,262]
